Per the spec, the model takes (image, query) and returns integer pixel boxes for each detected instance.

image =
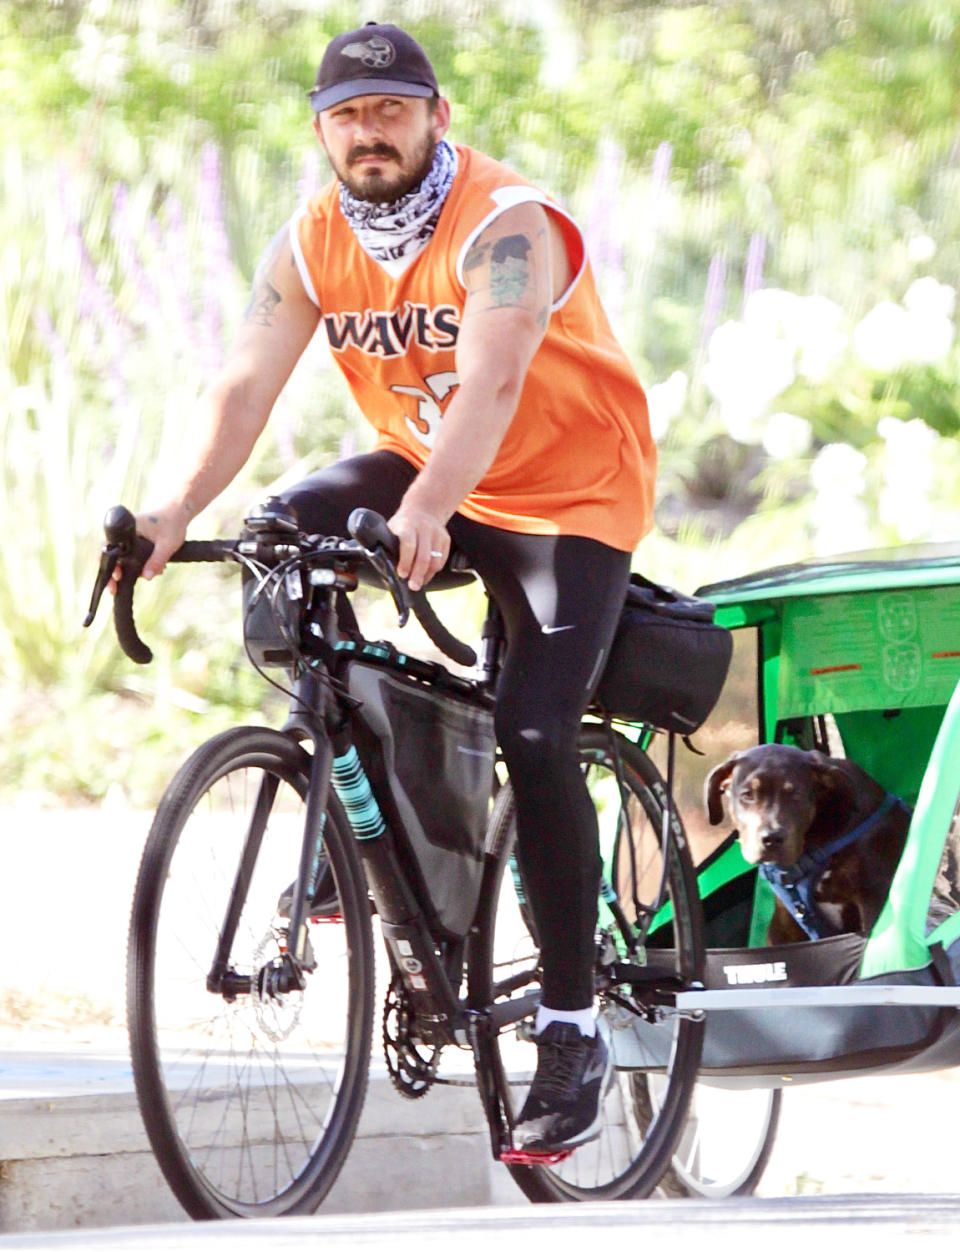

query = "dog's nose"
[760,829,785,855]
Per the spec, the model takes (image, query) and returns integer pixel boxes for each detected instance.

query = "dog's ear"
[705,755,740,825]
[809,751,857,806]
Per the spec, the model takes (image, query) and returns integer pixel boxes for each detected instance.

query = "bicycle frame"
[93,502,708,1197]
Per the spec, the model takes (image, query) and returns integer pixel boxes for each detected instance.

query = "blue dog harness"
[759,793,912,941]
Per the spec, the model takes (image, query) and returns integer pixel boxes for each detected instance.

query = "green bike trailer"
[616,543,960,1087]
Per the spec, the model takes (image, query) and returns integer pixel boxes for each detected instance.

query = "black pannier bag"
[343,651,497,940]
[594,573,733,733]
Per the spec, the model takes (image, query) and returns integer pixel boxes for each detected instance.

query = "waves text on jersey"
[323,303,460,357]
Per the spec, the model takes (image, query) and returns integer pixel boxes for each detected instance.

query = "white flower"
[646,370,688,440]
[853,302,909,372]
[904,276,955,319]
[704,319,795,437]
[742,288,802,338]
[854,284,956,370]
[762,411,813,459]
[907,235,937,263]
[812,499,872,556]
[878,415,937,459]
[66,23,130,96]
[811,443,867,494]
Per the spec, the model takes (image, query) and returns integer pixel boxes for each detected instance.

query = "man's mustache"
[348,144,401,165]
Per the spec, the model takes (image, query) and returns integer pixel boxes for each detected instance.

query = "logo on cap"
[341,35,396,69]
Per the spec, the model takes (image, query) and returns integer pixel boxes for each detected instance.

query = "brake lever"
[83,506,156,664]
[367,550,411,627]
[347,507,411,627]
[83,505,139,628]
[83,548,119,629]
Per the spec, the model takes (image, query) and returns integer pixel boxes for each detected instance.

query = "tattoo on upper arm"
[244,279,282,327]
[463,239,490,273]
[464,221,551,328]
[489,234,532,307]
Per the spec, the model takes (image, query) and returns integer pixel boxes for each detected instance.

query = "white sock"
[536,1005,596,1038]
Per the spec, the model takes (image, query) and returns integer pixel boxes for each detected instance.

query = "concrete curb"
[0,1060,522,1232]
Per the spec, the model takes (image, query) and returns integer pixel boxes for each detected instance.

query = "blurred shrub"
[3,0,960,801]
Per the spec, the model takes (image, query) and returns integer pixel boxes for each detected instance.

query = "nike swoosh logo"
[541,624,576,635]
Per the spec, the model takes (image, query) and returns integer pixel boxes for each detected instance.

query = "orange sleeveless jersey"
[291,145,655,552]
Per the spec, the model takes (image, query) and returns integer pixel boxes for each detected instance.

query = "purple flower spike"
[743,233,766,309]
[198,142,233,374]
[701,253,727,348]
[584,137,626,324]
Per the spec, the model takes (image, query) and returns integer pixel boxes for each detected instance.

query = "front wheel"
[468,727,705,1202]
[127,726,375,1218]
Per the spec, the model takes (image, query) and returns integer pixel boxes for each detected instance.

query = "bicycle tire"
[651,1080,781,1198]
[127,726,374,1218]
[467,726,705,1202]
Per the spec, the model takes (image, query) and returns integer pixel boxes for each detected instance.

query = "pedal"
[499,1147,573,1166]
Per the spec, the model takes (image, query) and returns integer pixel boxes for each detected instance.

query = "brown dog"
[705,744,911,943]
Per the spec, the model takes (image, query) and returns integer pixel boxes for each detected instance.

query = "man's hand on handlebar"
[386,505,450,593]
[108,502,191,594]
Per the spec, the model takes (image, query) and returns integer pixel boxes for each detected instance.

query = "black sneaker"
[512,1021,613,1153]
[276,858,340,919]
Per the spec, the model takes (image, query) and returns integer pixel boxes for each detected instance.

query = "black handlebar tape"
[169,540,239,563]
[114,534,156,665]
[410,591,478,668]
[112,529,239,665]
[347,507,400,560]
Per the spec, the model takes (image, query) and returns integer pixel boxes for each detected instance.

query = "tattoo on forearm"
[244,279,282,326]
[489,234,533,307]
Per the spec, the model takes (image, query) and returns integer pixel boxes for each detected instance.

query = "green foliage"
[3,0,960,801]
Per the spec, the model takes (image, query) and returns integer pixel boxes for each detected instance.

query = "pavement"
[1,1195,960,1251]
[4,806,960,1240]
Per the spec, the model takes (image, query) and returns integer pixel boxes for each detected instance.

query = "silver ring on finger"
[429,550,444,558]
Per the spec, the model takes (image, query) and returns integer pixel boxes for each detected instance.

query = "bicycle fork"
[206,732,335,1000]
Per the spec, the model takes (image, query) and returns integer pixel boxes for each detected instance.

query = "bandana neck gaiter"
[338,138,457,267]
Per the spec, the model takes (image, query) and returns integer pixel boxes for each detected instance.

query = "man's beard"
[338,133,438,203]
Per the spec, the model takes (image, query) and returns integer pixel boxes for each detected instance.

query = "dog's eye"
[737,790,756,805]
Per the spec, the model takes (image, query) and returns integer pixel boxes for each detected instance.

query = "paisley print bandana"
[338,139,457,266]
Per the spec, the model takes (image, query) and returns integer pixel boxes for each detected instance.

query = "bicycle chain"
[382,975,442,1099]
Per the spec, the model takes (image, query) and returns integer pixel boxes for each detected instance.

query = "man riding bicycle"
[127,21,655,1154]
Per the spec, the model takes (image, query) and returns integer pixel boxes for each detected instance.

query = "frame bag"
[595,573,733,733]
[344,654,496,940]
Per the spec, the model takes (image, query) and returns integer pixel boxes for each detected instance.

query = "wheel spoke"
[469,728,704,1201]
[128,728,374,1217]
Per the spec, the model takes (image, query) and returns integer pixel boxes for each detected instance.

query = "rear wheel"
[653,1080,781,1197]
[468,727,705,1201]
[127,726,374,1218]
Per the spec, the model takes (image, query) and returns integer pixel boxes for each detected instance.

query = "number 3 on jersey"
[392,372,459,450]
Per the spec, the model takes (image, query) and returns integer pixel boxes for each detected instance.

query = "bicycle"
[84,498,707,1217]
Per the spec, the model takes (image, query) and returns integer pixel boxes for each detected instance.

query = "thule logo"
[723,961,788,986]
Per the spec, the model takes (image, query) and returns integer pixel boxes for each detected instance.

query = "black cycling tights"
[282,451,630,1010]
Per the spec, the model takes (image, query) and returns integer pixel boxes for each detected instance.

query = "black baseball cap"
[308,22,439,113]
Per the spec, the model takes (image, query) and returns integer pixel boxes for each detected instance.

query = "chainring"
[382,975,441,1099]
